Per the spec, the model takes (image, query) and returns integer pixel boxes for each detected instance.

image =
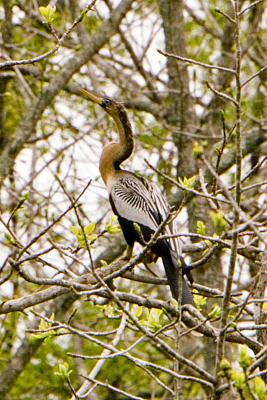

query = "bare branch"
[158,49,236,74]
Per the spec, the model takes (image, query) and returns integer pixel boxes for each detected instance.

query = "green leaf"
[253,377,266,400]
[40,146,49,155]
[239,347,252,369]
[70,223,97,247]
[220,358,231,371]
[193,291,207,311]
[141,308,168,333]
[87,233,97,241]
[132,304,143,319]
[196,220,206,235]
[147,309,163,332]
[178,176,196,190]
[138,134,154,146]
[208,304,221,320]
[111,215,118,223]
[55,362,72,378]
[106,226,121,234]
[231,370,245,390]
[105,303,121,318]
[192,142,204,158]
[218,358,232,378]
[31,314,56,340]
[105,216,121,234]
[4,233,15,246]
[21,192,30,202]
[39,5,56,24]
[70,226,79,236]
[84,223,95,235]
[210,211,228,235]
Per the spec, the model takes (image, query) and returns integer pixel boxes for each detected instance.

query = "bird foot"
[142,252,158,264]
[119,245,133,261]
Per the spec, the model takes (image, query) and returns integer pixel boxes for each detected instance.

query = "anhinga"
[81,89,193,305]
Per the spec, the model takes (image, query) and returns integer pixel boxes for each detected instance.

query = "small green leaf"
[70,226,79,236]
[21,192,30,201]
[105,216,121,234]
[192,142,203,158]
[138,134,154,146]
[70,223,97,247]
[239,347,252,369]
[84,223,95,235]
[132,304,143,318]
[55,362,72,378]
[193,291,207,311]
[87,233,97,241]
[39,5,56,24]
[142,308,168,333]
[4,233,16,246]
[31,314,56,339]
[215,145,222,156]
[111,215,118,223]
[220,358,231,372]
[105,303,121,318]
[178,176,196,190]
[210,211,228,235]
[208,304,221,319]
[231,370,245,390]
[80,9,87,20]
[253,377,266,400]
[196,220,206,235]
[106,226,121,234]
[218,358,232,378]
[40,146,49,155]
[100,259,108,267]
[147,309,163,332]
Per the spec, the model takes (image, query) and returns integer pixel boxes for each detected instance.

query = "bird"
[80,88,193,305]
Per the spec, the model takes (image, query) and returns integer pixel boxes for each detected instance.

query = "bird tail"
[162,254,194,305]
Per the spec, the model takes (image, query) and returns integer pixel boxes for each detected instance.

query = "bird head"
[80,88,124,119]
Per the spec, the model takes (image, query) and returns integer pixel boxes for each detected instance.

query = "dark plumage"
[80,89,193,305]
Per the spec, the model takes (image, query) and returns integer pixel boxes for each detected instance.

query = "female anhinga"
[81,89,193,305]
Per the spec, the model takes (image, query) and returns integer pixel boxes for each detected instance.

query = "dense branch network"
[0,0,266,399]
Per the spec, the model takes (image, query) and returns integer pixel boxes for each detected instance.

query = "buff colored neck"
[99,109,134,187]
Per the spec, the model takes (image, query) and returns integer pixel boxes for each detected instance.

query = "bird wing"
[140,177,181,257]
[110,175,163,232]
[111,174,181,255]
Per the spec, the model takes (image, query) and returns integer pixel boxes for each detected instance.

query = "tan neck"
[99,108,134,185]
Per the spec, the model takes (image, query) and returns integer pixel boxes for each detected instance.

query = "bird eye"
[101,98,112,108]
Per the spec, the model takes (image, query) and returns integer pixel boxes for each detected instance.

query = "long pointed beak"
[80,88,102,105]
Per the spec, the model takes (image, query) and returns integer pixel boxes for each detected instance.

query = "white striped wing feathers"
[110,174,181,256]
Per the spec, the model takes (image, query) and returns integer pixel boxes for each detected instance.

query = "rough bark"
[158,0,224,376]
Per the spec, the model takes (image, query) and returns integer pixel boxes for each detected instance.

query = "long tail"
[162,254,194,305]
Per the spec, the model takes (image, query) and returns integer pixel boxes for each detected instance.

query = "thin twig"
[206,81,238,106]
[158,49,235,73]
[241,65,267,88]
[238,0,264,16]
